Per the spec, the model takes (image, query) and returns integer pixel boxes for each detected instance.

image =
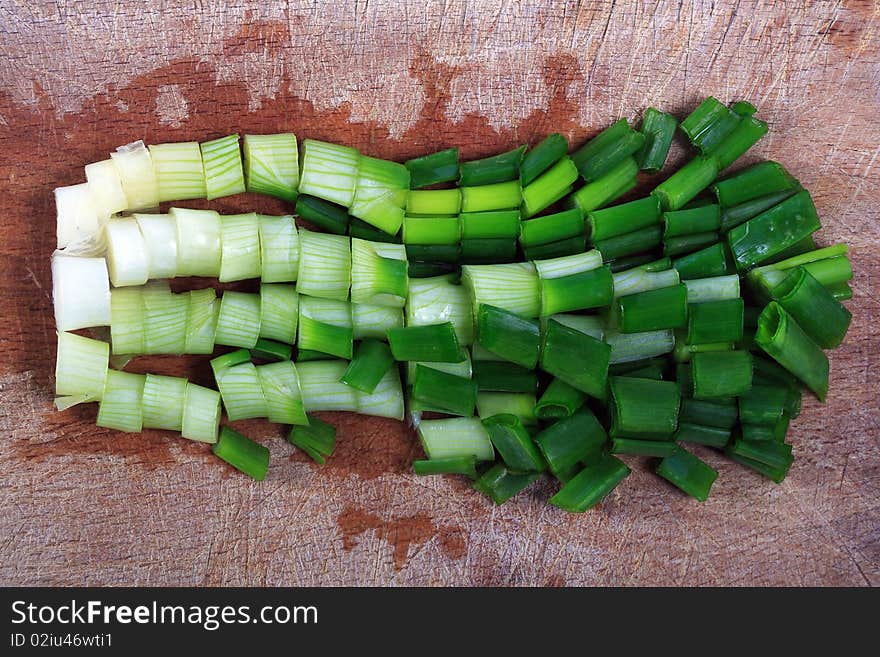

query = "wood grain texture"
[0,0,878,586]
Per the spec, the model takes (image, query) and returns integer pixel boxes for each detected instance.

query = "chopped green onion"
[256,360,308,425]
[653,156,720,211]
[210,349,251,380]
[535,408,607,479]
[712,161,798,207]
[476,304,541,369]
[84,158,127,216]
[482,414,546,471]
[405,355,472,384]
[251,338,293,362]
[215,362,268,421]
[664,232,719,257]
[298,296,353,359]
[656,446,718,502]
[636,107,677,171]
[674,340,734,362]
[687,297,744,344]
[405,243,461,263]
[521,156,579,217]
[242,133,299,202]
[534,378,587,420]
[349,155,409,234]
[593,225,663,261]
[417,417,495,461]
[459,210,520,239]
[682,274,740,302]
[617,284,688,333]
[148,141,206,202]
[566,156,639,214]
[588,196,662,242]
[691,350,753,399]
[356,365,404,421]
[350,219,399,242]
[770,268,851,349]
[350,238,408,307]
[406,274,473,345]
[521,133,568,186]
[663,203,721,237]
[611,266,680,298]
[389,322,463,362]
[605,328,675,364]
[473,361,537,393]
[105,217,149,286]
[609,376,680,440]
[609,356,666,379]
[218,212,261,282]
[412,365,477,416]
[460,238,518,264]
[406,148,459,189]
[473,463,542,505]
[297,228,351,301]
[341,340,395,393]
[755,302,828,400]
[135,213,178,279]
[572,118,645,182]
[406,189,462,216]
[181,382,221,443]
[170,207,222,277]
[519,208,584,247]
[713,116,768,169]
[679,97,738,153]
[258,214,299,282]
[297,139,360,207]
[200,134,246,200]
[766,234,817,264]
[673,242,733,279]
[545,313,604,340]
[214,291,261,349]
[476,392,537,426]
[413,456,477,478]
[109,287,144,355]
[549,453,630,512]
[828,282,853,301]
[719,189,799,233]
[729,438,793,471]
[287,414,337,464]
[680,397,738,429]
[213,426,269,481]
[402,215,460,245]
[258,283,298,345]
[609,254,672,273]
[97,370,146,433]
[111,140,159,210]
[459,146,525,186]
[141,283,187,354]
[295,195,350,235]
[408,261,458,278]
[141,374,187,431]
[296,360,358,412]
[352,302,404,339]
[611,438,678,457]
[540,319,611,397]
[675,422,731,448]
[522,235,585,260]
[460,180,522,212]
[739,383,789,425]
[462,262,541,318]
[184,288,219,355]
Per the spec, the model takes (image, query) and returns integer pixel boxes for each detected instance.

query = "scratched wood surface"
[0,0,877,586]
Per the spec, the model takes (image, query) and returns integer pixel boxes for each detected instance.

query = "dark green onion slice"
[412,365,477,416]
[549,454,631,512]
[535,408,608,479]
[691,350,753,399]
[287,414,336,464]
[540,319,611,398]
[655,446,718,502]
[476,304,542,369]
[472,463,542,505]
[534,378,587,420]
[483,413,546,472]
[413,456,478,478]
[213,426,270,481]
[341,340,395,393]
[472,360,537,393]
[609,376,681,440]
[388,322,465,362]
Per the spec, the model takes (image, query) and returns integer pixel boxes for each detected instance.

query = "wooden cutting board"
[0,0,877,586]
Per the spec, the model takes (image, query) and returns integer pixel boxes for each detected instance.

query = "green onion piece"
[215,362,268,420]
[51,254,112,333]
[770,268,851,349]
[251,338,293,362]
[521,156,578,217]
[297,139,360,207]
[611,438,678,457]
[476,304,541,369]
[748,244,851,293]
[605,328,675,364]
[535,378,586,420]
[406,274,473,345]
[675,422,731,448]
[566,157,638,214]
[712,161,798,207]
[84,158,127,217]
[673,242,733,279]
[572,119,645,182]
[352,302,404,340]
[349,217,401,244]
[259,283,298,345]
[297,228,352,301]
[549,453,630,512]
[405,243,461,263]
[739,383,789,425]
[388,321,464,362]
[593,225,663,261]
[540,319,611,397]
[170,207,222,277]
[680,397,738,429]
[755,302,828,400]
[413,456,477,478]
[182,289,218,356]
[729,438,793,471]
[459,210,521,239]
[476,392,537,426]
[287,414,336,464]
[610,254,672,273]
[341,340,395,393]
[725,446,790,483]
[609,376,680,439]
[522,236,586,260]
[664,232,719,257]
[258,214,299,282]
[674,340,734,363]
[519,208,584,247]
[731,101,757,116]
[460,238,518,264]
[521,133,568,186]
[542,266,614,315]
[679,97,736,153]
[687,297,744,344]
[148,142,206,202]
[111,140,159,210]
[242,133,299,202]
[727,190,820,271]
[653,156,720,211]
[296,360,358,412]
[482,414,546,471]
[720,189,799,233]
[200,134,245,200]
[181,382,221,443]
[355,365,404,420]
[212,426,269,481]
[656,446,718,502]
[295,195,350,235]
[349,155,409,235]
[739,420,787,443]
[418,417,495,460]
[256,360,308,425]
[473,463,542,505]
[141,283,188,354]
[828,282,853,301]
[97,370,146,432]
[545,313,604,340]
[350,238,408,308]
[412,365,477,416]
[110,287,144,355]
[141,373,187,431]
[408,261,458,278]
[611,266,680,298]
[636,107,677,171]
[766,234,817,264]
[298,296,353,360]
[405,355,472,385]
[460,180,522,212]
[535,247,602,279]
[609,356,665,379]
[402,215,460,245]
[691,350,753,399]
[617,284,688,333]
[405,147,459,189]
[459,146,525,186]
[588,196,662,242]
[214,291,261,349]
[663,203,722,237]
[462,262,541,318]
[473,360,537,393]
[210,349,251,380]
[535,408,607,478]
[406,189,462,216]
[682,274,740,302]
[219,212,261,282]
[713,116,769,169]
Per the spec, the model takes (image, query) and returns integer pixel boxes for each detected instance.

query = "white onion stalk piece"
[51,254,111,331]
[105,217,149,286]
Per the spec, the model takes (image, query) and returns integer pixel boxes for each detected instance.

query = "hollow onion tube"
[52,255,111,332]
[169,207,222,277]
[105,217,149,286]
[572,119,644,182]
[349,156,410,234]
[483,414,546,472]
[296,195,350,235]
[566,156,639,215]
[215,361,269,420]
[680,97,741,154]
[54,332,109,407]
[549,454,631,512]
[288,414,337,464]
[389,322,464,362]
[523,236,585,260]
[54,183,103,251]
[406,189,462,216]
[664,232,719,257]
[534,249,609,315]
[535,408,607,479]
[185,288,219,355]
[459,146,525,186]
[134,213,177,279]
[686,298,744,344]
[540,319,611,398]
[405,148,459,189]
[181,382,221,443]
[653,156,720,211]
[476,304,541,369]
[355,366,405,420]
[656,446,718,502]
[460,180,522,213]
[259,284,298,344]
[473,361,537,393]
[770,268,851,349]
[476,393,537,426]
[84,159,127,217]
[725,447,790,483]
[675,422,731,448]
[141,374,187,431]
[519,209,583,247]
[256,360,308,425]
[403,215,460,244]
[97,370,146,433]
[720,189,799,233]
[535,378,587,420]
[351,218,402,244]
[417,417,495,461]
[713,116,768,170]
[739,384,789,425]
[473,464,542,504]
[413,456,477,478]
[755,302,829,400]
[673,242,733,279]
[521,156,579,217]
[352,302,404,339]
[251,338,293,362]
[341,340,395,393]
[405,353,472,384]
[605,328,675,364]
[296,360,357,412]
[617,284,688,333]
[587,196,662,242]
[212,427,270,481]
[520,133,567,186]
[747,244,851,296]
[663,203,721,237]
[258,214,299,283]
[712,161,798,207]
[200,134,246,200]
[350,238,408,307]
[142,283,188,354]
[609,376,680,440]
[682,274,740,302]
[594,225,663,261]
[298,139,360,207]
[209,291,258,349]
[691,350,753,399]
[243,133,299,202]
[296,228,351,301]
[111,140,159,210]
[462,262,540,319]
[544,314,604,340]
[680,397,738,429]
[298,296,353,359]
[459,210,520,239]
[411,365,477,416]
[611,266,680,299]
[148,141,206,201]
[636,107,676,172]
[109,287,144,354]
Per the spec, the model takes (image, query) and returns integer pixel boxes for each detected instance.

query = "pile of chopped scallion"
[52,97,853,510]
